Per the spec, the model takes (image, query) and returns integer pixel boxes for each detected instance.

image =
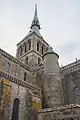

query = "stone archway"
[11,98,20,120]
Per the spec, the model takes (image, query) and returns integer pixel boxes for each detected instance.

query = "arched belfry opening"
[11,98,20,120]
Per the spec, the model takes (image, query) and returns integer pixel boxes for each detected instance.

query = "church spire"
[31,4,40,30]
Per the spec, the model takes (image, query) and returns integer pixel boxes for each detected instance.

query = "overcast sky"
[0,0,80,66]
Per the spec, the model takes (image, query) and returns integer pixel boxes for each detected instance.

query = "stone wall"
[38,104,80,120]
[0,70,42,120]
[0,48,36,83]
[62,67,80,105]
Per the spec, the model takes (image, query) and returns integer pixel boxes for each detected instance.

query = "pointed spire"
[34,4,38,20]
[31,4,40,30]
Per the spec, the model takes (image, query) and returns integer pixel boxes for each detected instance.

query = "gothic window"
[24,72,27,81]
[24,43,26,53]
[37,42,39,52]
[5,63,10,73]
[38,58,41,64]
[29,40,31,50]
[11,98,20,120]
[25,56,28,64]
[20,46,22,56]
[42,45,43,54]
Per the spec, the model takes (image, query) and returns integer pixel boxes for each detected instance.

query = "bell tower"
[16,5,49,67]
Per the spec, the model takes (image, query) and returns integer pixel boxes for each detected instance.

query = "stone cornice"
[0,70,42,97]
[0,48,32,71]
[18,49,43,60]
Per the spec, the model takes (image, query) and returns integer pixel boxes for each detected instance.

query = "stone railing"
[61,60,80,75]
[0,70,42,97]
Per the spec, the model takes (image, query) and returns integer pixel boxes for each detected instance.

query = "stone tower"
[16,5,49,67]
[43,47,63,108]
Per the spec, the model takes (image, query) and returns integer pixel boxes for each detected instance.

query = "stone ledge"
[38,104,80,113]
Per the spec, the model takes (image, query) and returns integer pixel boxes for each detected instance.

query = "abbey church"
[0,5,80,120]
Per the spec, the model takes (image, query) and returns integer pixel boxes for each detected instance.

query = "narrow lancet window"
[24,72,27,81]
[29,41,31,50]
[38,58,41,64]
[42,45,43,54]
[37,42,39,52]
[24,43,26,53]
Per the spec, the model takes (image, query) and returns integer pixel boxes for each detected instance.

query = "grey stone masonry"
[38,104,80,120]
[0,69,42,120]
[43,49,63,108]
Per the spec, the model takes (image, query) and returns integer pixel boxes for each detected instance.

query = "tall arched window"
[11,98,20,120]
[29,41,31,50]
[25,56,28,64]
[20,46,22,56]
[37,42,39,52]
[42,45,43,54]
[24,43,26,53]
